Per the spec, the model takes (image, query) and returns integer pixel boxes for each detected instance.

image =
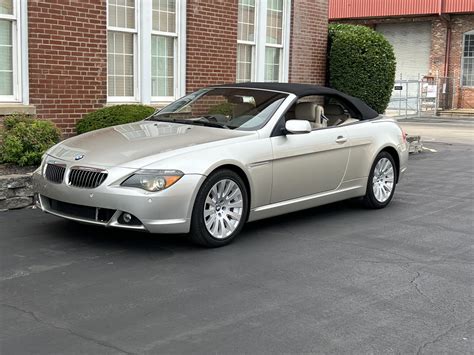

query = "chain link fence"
[385,76,454,118]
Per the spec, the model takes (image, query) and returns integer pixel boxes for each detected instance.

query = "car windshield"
[148,88,288,130]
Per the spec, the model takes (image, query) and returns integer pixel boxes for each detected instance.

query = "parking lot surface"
[1,142,473,354]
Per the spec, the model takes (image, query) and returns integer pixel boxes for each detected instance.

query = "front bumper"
[33,161,205,234]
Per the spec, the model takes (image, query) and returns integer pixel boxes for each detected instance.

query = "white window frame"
[461,30,474,88]
[107,0,186,104]
[236,0,258,83]
[0,0,28,103]
[107,0,140,103]
[236,0,291,83]
[149,0,186,103]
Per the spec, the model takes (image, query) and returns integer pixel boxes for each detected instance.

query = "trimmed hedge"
[328,24,396,114]
[76,104,156,134]
[1,114,61,166]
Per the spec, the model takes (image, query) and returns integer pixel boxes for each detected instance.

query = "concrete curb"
[0,173,34,211]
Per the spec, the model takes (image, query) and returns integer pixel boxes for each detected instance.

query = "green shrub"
[76,104,155,134]
[328,24,396,114]
[1,114,61,166]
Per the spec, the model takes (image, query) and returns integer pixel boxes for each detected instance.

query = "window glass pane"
[265,47,280,82]
[0,19,12,95]
[237,44,252,83]
[266,0,283,45]
[462,34,474,86]
[107,31,134,97]
[463,34,473,57]
[0,19,11,45]
[0,71,13,95]
[237,0,255,42]
[0,0,13,15]
[108,0,135,29]
[152,0,176,33]
[463,58,474,87]
[151,35,174,97]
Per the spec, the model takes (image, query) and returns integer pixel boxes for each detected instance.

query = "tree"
[328,24,396,114]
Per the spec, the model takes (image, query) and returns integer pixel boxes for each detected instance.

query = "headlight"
[121,169,184,192]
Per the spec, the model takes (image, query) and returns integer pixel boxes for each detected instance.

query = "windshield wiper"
[150,117,231,129]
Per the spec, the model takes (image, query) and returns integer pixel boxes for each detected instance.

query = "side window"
[284,95,360,130]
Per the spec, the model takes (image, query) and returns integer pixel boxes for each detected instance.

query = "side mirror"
[285,120,312,134]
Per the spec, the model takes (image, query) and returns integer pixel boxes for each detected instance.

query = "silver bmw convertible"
[33,83,408,247]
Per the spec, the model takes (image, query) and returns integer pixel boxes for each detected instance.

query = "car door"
[270,126,350,203]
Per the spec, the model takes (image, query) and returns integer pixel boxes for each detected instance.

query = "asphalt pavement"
[1,140,473,354]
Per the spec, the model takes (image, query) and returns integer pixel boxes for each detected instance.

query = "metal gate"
[385,76,454,118]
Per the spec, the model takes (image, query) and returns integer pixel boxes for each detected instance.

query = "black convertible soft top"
[213,82,379,120]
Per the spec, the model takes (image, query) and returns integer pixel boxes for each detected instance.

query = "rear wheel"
[190,169,248,247]
[362,151,397,209]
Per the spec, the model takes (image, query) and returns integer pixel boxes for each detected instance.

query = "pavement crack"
[1,303,136,355]
[409,271,432,303]
[416,317,473,355]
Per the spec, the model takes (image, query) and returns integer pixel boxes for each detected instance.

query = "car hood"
[47,121,255,168]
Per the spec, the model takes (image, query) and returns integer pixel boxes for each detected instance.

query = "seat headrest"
[324,103,346,116]
[295,102,323,123]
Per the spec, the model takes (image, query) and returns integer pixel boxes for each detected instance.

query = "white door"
[376,22,432,80]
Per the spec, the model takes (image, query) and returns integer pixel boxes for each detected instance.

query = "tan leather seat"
[295,102,327,129]
[324,103,349,126]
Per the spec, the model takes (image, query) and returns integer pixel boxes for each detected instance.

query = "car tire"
[362,151,397,209]
[190,169,249,247]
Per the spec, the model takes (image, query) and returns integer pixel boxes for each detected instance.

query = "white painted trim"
[237,0,291,83]
[139,0,151,103]
[0,0,28,104]
[106,0,140,103]
[107,26,138,34]
[108,0,186,104]
[19,0,28,104]
[150,0,186,102]
[255,0,266,82]
[178,0,186,98]
[282,0,291,82]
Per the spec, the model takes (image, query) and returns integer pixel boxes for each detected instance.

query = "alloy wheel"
[372,157,395,203]
[203,179,243,239]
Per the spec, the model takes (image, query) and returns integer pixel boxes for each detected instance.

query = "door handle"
[335,136,347,144]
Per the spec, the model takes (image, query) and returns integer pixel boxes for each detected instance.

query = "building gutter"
[439,0,451,77]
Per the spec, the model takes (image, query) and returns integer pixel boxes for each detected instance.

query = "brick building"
[0,0,328,135]
[329,0,474,110]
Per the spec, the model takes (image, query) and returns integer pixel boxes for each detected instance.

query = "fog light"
[122,213,132,223]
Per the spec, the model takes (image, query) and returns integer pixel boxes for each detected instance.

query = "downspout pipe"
[439,0,451,78]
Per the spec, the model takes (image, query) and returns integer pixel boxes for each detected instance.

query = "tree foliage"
[328,24,396,113]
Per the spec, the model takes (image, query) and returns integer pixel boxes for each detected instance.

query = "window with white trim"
[0,0,24,102]
[107,0,137,100]
[236,0,290,83]
[107,0,185,103]
[152,0,177,100]
[462,31,474,87]
[236,0,256,83]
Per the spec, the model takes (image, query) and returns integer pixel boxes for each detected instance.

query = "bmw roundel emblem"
[74,154,85,161]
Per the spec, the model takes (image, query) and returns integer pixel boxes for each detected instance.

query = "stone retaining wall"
[0,174,34,211]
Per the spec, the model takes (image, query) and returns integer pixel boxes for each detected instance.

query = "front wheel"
[190,169,249,247]
[362,151,397,209]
